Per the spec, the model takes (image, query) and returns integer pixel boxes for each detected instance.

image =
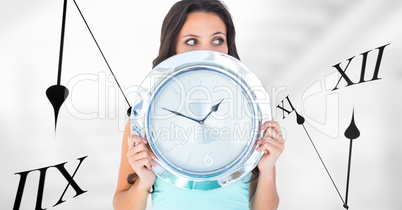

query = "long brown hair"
[152,0,240,68]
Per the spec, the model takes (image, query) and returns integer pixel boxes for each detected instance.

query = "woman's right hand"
[127,135,156,191]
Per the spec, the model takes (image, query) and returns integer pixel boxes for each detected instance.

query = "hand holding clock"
[127,120,285,184]
[127,135,156,191]
[256,121,285,175]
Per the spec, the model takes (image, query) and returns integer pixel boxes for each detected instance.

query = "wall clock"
[130,50,271,190]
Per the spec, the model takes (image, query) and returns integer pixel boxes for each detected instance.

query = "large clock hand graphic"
[293,109,346,206]
[162,107,201,123]
[286,104,361,209]
[343,109,360,209]
[200,99,224,123]
[46,0,69,130]
[47,0,135,131]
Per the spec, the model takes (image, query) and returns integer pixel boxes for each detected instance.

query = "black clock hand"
[162,107,201,123]
[343,109,360,210]
[46,0,69,130]
[72,0,132,117]
[295,109,346,207]
[200,99,224,123]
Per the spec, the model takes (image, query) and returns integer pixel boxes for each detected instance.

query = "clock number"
[13,156,88,210]
[276,95,305,124]
[276,95,296,119]
[204,153,214,167]
[332,43,389,91]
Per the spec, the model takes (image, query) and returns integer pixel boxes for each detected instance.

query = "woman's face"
[176,12,228,54]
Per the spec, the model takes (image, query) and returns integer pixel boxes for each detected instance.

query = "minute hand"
[162,107,201,123]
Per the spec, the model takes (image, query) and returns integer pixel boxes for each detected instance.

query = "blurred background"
[1,0,401,209]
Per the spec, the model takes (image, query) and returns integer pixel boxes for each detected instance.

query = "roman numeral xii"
[332,43,390,91]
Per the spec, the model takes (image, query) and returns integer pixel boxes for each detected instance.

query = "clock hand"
[200,99,224,123]
[46,0,69,130]
[343,109,360,210]
[162,107,201,123]
[294,109,346,207]
[72,0,132,117]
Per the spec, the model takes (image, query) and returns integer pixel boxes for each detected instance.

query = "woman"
[113,0,285,209]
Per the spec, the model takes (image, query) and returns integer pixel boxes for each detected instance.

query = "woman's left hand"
[256,121,285,174]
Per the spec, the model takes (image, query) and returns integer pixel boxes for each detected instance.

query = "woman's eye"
[185,39,197,46]
[212,38,224,45]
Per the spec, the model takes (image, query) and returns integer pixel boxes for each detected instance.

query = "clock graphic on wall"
[130,50,271,190]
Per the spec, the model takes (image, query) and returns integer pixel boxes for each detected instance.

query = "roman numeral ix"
[13,156,88,210]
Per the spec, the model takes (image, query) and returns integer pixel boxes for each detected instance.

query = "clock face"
[147,68,255,175]
[131,50,270,190]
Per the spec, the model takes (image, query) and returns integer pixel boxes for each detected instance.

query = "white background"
[1,0,401,209]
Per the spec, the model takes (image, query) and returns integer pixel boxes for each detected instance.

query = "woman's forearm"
[250,171,279,210]
[113,179,150,210]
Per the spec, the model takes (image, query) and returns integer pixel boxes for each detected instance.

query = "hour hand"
[162,107,201,123]
[200,99,224,123]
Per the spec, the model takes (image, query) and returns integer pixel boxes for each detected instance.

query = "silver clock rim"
[147,67,258,178]
[131,50,272,191]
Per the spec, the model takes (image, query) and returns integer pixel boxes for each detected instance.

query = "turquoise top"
[151,173,252,210]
